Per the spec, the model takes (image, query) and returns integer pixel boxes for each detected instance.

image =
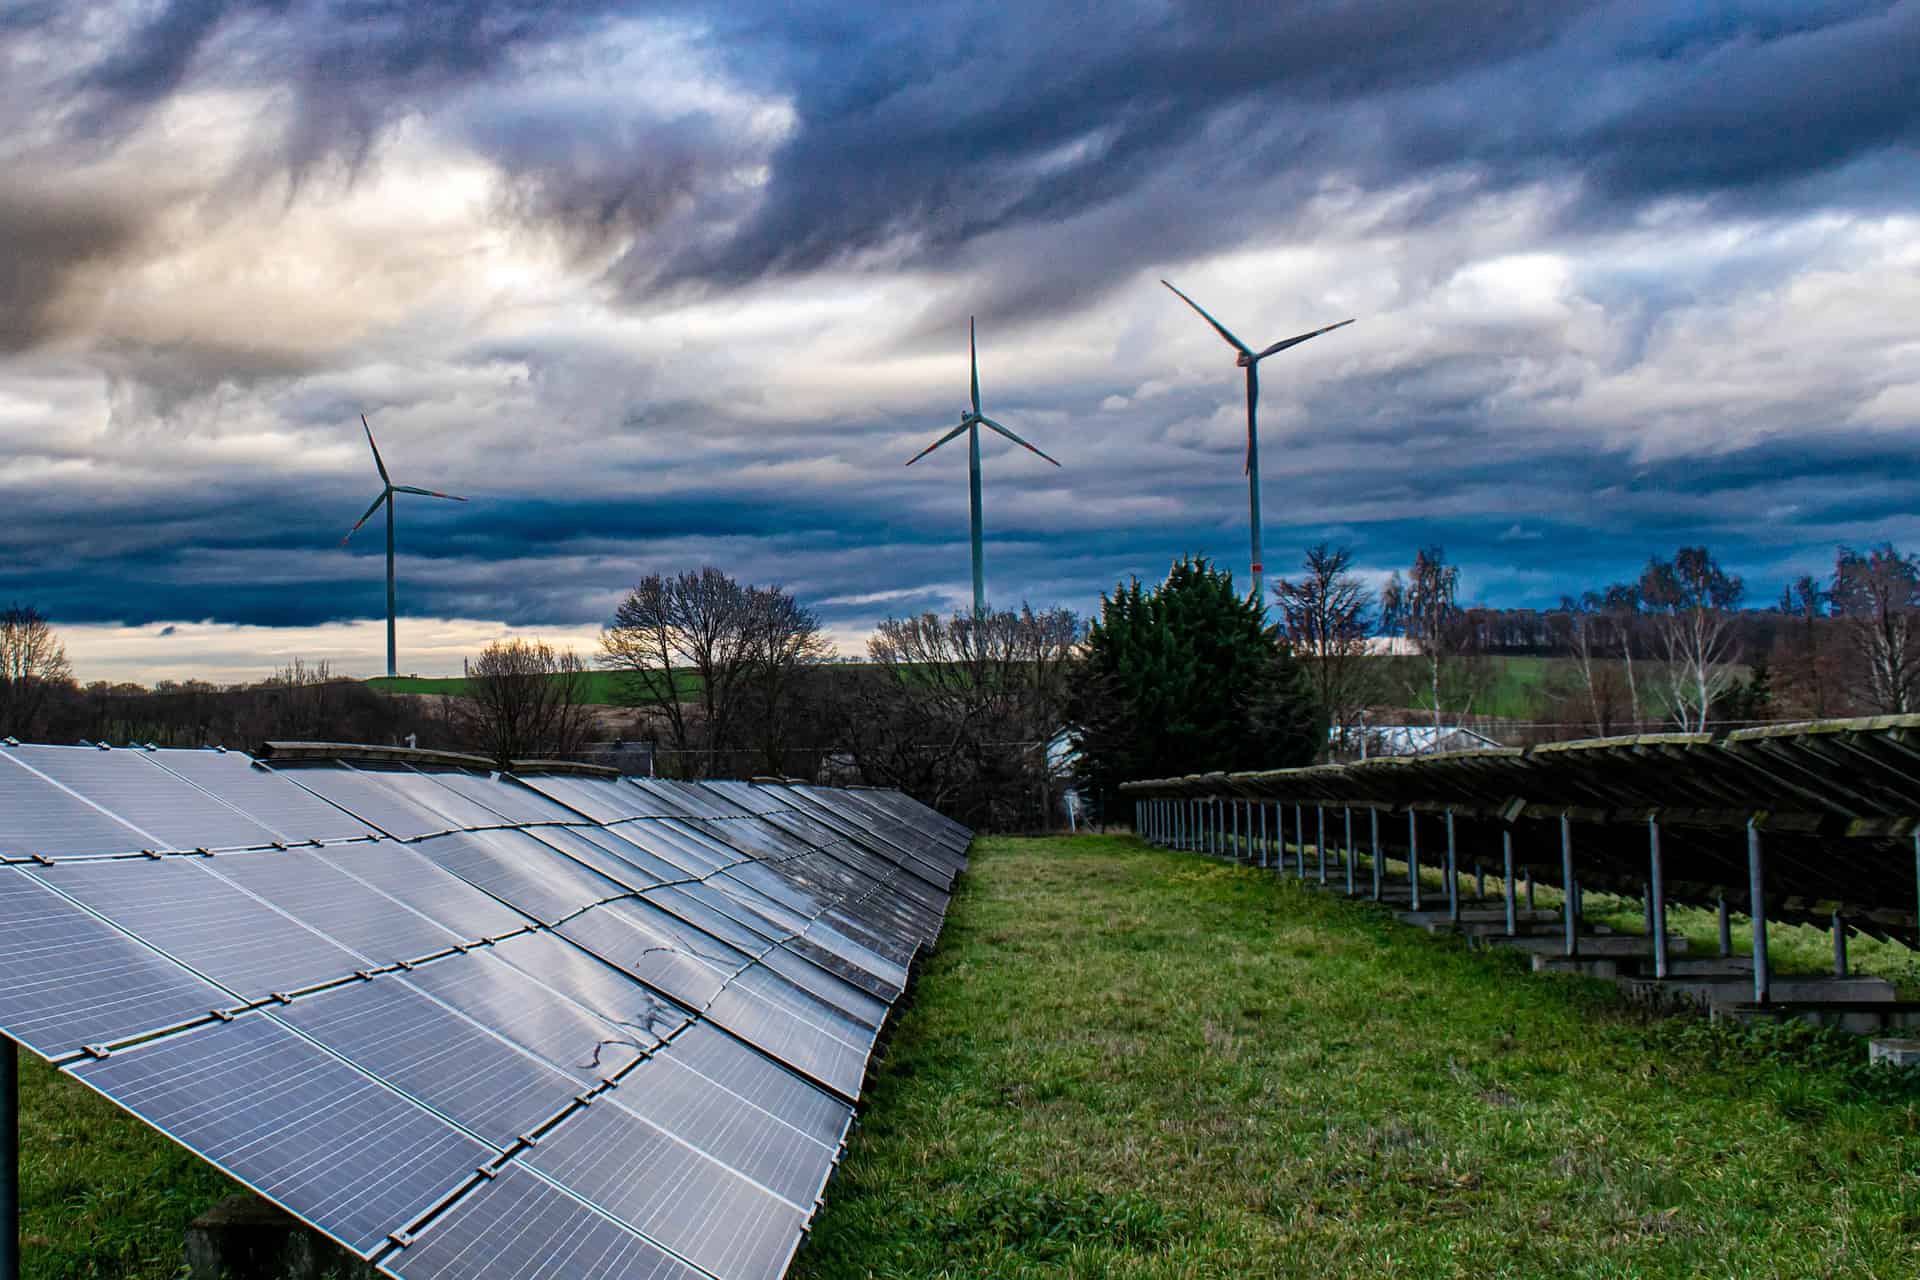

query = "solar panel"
[0,745,969,1280]
[70,1015,490,1257]
[275,976,580,1149]
[0,868,228,1056]
[524,1095,806,1280]
[4,746,282,852]
[382,1166,704,1280]
[37,857,365,1001]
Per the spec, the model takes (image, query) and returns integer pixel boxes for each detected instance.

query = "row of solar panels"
[1118,716,1920,937]
[0,743,970,1280]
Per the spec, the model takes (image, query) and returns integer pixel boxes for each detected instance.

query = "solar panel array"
[0,742,970,1280]
[1120,715,1920,940]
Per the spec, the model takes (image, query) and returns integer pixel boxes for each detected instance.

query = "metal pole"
[1,1034,16,1280]
[1370,808,1382,900]
[1525,871,1535,910]
[1445,811,1459,923]
[1294,805,1305,881]
[1502,829,1516,936]
[1407,810,1421,911]
[968,423,986,615]
[1717,895,1732,957]
[1648,818,1668,980]
[1560,814,1577,959]
[1245,362,1265,606]
[1317,806,1327,885]
[1344,807,1356,896]
[385,489,398,678]
[1475,864,1485,900]
[1913,830,1919,950]
[1258,802,1268,868]
[1748,818,1770,1005]
[1833,909,1848,977]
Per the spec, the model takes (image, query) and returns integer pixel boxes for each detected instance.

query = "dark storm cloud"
[0,192,144,351]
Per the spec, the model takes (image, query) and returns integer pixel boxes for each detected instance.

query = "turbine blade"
[978,415,1061,467]
[361,415,390,484]
[970,316,981,417]
[342,490,390,544]
[1253,317,1355,360]
[1161,279,1251,356]
[393,484,469,501]
[905,420,971,466]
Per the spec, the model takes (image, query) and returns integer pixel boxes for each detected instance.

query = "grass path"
[795,835,1920,1278]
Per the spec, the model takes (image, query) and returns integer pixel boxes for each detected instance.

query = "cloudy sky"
[3,0,1917,683]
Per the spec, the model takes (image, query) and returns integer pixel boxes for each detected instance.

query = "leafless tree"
[600,568,830,777]
[453,639,594,767]
[841,606,1081,828]
[1777,574,1832,717]
[740,585,832,775]
[1640,547,1744,731]
[1556,592,1630,736]
[0,605,74,738]
[1382,547,1483,741]
[1271,543,1378,757]
[1600,581,1643,720]
[1832,543,1920,714]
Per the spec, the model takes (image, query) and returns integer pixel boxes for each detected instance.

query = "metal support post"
[1475,864,1485,900]
[1,1034,15,1280]
[1525,872,1535,910]
[1717,894,1732,957]
[1833,909,1848,977]
[1648,818,1668,980]
[1407,810,1421,911]
[1913,830,1919,949]
[1370,808,1382,900]
[1316,806,1327,885]
[1294,805,1305,881]
[1502,829,1516,936]
[1258,802,1268,868]
[1560,814,1577,959]
[1747,818,1770,1004]
[1445,811,1459,923]
[1344,806,1356,896]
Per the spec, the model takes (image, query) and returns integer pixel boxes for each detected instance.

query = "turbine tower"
[905,318,1060,615]
[342,415,467,678]
[1162,279,1353,605]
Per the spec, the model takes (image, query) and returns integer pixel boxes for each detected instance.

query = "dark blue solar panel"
[526,1095,805,1280]
[382,1166,703,1280]
[71,1016,488,1257]
[151,750,374,843]
[208,850,467,966]
[316,844,528,942]
[38,858,363,1001]
[276,976,579,1149]
[662,1023,851,1148]
[5,746,282,852]
[413,830,625,924]
[0,750,155,857]
[0,868,229,1057]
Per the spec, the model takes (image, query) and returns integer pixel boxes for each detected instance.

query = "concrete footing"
[1620,973,1895,1011]
[1871,1038,1920,1068]
[1717,1002,1920,1034]
[186,1195,374,1280]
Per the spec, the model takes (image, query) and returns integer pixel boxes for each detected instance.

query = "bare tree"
[740,585,832,775]
[1601,581,1643,722]
[1382,547,1481,741]
[842,606,1081,828]
[1271,543,1378,757]
[1832,543,1920,714]
[453,639,594,767]
[1777,574,1831,717]
[0,605,74,738]
[1640,547,1744,731]
[1556,592,1631,736]
[601,568,756,775]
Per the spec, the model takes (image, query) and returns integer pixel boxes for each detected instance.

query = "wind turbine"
[905,318,1060,616]
[1162,279,1353,605]
[342,415,467,678]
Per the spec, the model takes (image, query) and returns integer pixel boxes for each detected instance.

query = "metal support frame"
[1502,829,1517,936]
[1913,830,1919,950]
[1407,810,1421,911]
[1294,805,1305,881]
[1833,909,1848,977]
[1648,817,1669,980]
[1,1034,15,1280]
[1560,814,1577,959]
[1444,811,1459,923]
[1316,806,1327,885]
[1475,864,1485,900]
[1344,807,1356,896]
[1717,895,1732,957]
[1748,818,1770,1005]
[1258,802,1268,868]
[1525,872,1535,910]
[1370,808,1382,900]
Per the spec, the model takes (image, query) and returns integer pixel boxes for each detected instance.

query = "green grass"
[795,834,1920,1278]
[367,670,688,704]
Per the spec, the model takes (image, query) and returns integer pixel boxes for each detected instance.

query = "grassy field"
[795,835,1920,1278]
[367,671,651,702]
[21,836,1919,1277]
